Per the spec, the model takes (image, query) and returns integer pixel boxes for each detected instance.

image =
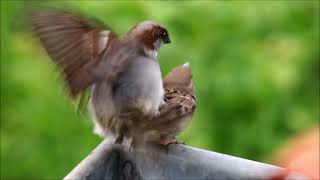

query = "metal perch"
[64,139,308,180]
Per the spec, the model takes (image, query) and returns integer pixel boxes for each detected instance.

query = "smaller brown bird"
[140,63,196,146]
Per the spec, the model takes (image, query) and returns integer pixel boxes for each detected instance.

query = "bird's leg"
[157,138,184,154]
[159,138,185,146]
[123,136,134,152]
[115,134,124,144]
[129,139,138,153]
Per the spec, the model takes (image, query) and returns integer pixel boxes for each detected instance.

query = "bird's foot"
[160,138,185,147]
[164,139,185,146]
[157,139,184,154]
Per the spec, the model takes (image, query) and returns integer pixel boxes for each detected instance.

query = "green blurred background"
[1,1,319,179]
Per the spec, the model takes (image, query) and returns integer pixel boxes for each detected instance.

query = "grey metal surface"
[64,139,307,180]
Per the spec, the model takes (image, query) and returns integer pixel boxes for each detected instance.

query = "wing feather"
[28,10,117,96]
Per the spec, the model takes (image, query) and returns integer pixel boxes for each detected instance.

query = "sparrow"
[140,63,196,146]
[27,9,171,145]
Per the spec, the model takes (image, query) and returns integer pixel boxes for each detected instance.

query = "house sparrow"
[28,9,171,145]
[140,63,196,146]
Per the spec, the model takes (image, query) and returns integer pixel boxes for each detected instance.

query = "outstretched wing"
[28,9,117,96]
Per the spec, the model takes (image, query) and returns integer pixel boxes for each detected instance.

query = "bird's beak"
[164,36,171,44]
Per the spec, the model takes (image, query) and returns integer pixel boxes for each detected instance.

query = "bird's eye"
[163,31,171,44]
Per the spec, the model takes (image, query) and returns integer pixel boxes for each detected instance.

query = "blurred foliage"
[1,1,319,179]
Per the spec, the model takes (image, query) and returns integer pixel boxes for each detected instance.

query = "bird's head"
[127,20,170,57]
[163,63,195,95]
